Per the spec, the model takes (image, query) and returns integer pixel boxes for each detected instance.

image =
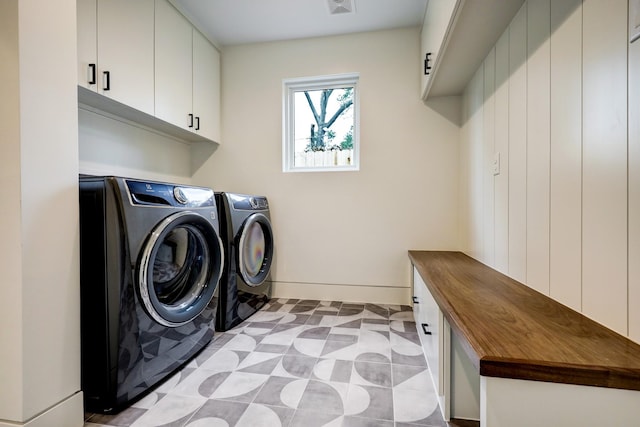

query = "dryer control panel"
[125,180,214,208]
[231,194,269,211]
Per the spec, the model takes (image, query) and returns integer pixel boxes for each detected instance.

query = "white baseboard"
[0,392,84,427]
[272,281,411,305]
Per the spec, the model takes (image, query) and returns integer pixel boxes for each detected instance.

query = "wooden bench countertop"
[409,250,640,391]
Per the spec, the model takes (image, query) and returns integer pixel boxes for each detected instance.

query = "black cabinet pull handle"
[88,64,96,85]
[195,116,200,130]
[412,296,419,304]
[188,113,194,128]
[424,52,432,75]
[421,323,432,335]
[103,71,110,91]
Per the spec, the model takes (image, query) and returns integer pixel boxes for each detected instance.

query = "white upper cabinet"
[420,0,525,100]
[155,0,193,131]
[420,0,460,99]
[155,0,221,143]
[77,0,221,144]
[193,30,221,143]
[77,0,155,115]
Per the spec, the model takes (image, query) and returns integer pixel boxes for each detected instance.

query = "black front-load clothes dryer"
[79,176,224,414]
[215,192,274,331]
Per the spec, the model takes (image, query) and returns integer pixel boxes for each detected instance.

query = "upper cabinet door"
[420,0,460,99]
[77,0,97,91]
[155,0,193,132]
[193,30,221,143]
[96,0,155,115]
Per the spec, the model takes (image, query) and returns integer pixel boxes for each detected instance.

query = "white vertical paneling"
[582,0,628,334]
[459,89,471,253]
[508,4,527,284]
[494,29,510,274]
[483,49,496,266]
[468,67,485,260]
[526,0,550,295]
[549,0,582,311]
[460,0,635,342]
[629,21,640,343]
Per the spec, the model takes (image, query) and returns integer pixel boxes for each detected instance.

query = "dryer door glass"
[238,213,273,286]
[139,212,224,327]
[153,226,206,306]
[243,222,265,278]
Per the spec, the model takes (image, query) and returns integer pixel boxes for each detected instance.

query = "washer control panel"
[126,180,214,208]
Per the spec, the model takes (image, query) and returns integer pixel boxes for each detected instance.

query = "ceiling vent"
[327,0,355,15]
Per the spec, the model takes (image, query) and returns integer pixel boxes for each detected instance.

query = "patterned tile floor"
[84,299,447,427]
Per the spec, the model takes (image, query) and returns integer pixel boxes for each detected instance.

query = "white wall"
[78,108,194,184]
[459,0,636,341]
[192,28,460,304]
[0,0,83,425]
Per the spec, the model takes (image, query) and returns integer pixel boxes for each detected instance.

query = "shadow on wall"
[425,96,462,127]
[191,140,219,175]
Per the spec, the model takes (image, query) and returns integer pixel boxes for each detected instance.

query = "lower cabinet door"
[413,267,450,420]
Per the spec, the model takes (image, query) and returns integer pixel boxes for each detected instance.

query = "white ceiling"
[171,0,429,47]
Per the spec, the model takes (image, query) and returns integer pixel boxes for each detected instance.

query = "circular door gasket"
[138,211,224,327]
[237,213,274,287]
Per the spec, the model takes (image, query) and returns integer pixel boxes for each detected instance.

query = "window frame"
[282,72,360,173]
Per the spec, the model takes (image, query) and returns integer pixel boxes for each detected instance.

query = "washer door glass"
[139,211,224,327]
[238,213,273,287]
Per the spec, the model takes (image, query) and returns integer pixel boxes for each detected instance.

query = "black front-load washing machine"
[79,176,224,414]
[215,192,274,331]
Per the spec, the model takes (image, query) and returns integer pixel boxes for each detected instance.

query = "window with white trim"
[283,73,359,172]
